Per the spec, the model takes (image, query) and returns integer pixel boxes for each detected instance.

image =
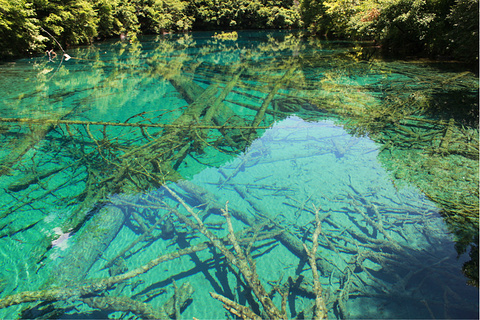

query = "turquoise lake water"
[0,31,478,319]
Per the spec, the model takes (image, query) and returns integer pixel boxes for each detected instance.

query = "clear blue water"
[0,31,478,319]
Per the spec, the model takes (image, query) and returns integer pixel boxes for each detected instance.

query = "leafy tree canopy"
[301,0,478,63]
[0,0,477,64]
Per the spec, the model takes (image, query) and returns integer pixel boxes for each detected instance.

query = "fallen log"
[174,180,335,275]
[81,281,194,319]
[164,185,287,319]
[0,117,270,130]
[0,223,280,310]
[47,206,125,287]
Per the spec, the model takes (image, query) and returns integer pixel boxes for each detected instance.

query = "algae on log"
[17,205,126,318]
[151,62,253,150]
[57,85,226,236]
[81,282,194,319]
[48,206,125,286]
[174,180,335,275]
[0,123,52,176]
[0,106,78,176]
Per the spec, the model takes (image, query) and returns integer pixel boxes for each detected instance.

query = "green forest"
[0,0,478,63]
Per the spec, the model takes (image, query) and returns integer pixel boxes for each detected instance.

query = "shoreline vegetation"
[0,0,478,66]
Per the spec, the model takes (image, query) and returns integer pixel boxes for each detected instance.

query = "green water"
[0,31,478,319]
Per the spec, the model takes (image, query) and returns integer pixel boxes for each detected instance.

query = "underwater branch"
[0,117,270,130]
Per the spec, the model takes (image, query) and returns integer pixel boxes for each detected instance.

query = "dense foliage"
[0,0,478,62]
[301,0,479,63]
[191,0,301,29]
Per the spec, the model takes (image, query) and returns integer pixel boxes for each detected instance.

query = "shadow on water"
[0,30,478,319]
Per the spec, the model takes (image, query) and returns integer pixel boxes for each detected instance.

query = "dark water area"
[0,31,478,319]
